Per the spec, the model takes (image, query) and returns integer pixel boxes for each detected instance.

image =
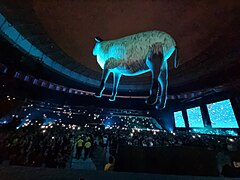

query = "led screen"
[174,111,185,128]
[187,106,204,128]
[207,99,238,128]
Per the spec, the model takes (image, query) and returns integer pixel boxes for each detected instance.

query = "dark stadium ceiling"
[0,0,240,95]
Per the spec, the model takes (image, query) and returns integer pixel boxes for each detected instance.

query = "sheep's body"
[93,30,178,110]
[93,30,176,76]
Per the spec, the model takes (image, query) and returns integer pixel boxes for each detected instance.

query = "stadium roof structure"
[0,0,240,96]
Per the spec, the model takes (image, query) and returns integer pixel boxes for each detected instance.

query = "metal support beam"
[200,105,212,128]
[182,109,189,129]
[230,97,240,129]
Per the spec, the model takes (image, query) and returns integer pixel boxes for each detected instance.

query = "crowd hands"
[0,121,239,170]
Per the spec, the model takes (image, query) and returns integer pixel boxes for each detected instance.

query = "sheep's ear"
[95,37,103,43]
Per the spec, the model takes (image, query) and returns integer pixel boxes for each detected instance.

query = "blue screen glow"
[207,99,239,128]
[174,111,185,128]
[191,128,238,136]
[187,107,204,128]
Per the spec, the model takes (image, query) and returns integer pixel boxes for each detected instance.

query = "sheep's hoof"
[109,96,116,101]
[94,92,102,98]
[155,103,165,110]
[145,95,158,105]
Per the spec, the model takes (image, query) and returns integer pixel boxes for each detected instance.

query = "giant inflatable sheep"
[93,30,178,110]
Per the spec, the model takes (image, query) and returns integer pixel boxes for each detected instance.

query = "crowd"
[0,123,73,168]
[103,128,240,152]
[0,122,117,169]
[0,121,239,171]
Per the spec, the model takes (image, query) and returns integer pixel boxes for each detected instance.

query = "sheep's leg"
[145,43,163,105]
[156,61,168,110]
[109,73,122,101]
[95,68,110,98]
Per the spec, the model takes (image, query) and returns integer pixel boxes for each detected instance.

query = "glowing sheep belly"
[110,58,151,76]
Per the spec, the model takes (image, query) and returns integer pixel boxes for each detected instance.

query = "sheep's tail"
[173,47,179,68]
